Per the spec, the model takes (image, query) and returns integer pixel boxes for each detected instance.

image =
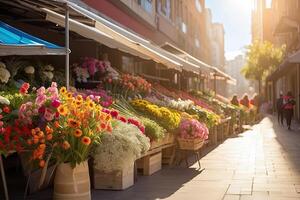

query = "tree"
[241,41,285,95]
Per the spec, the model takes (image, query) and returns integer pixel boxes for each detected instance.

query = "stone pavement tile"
[223,194,240,200]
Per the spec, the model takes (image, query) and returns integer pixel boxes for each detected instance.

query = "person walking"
[276,93,284,125]
[283,91,295,130]
[231,95,239,106]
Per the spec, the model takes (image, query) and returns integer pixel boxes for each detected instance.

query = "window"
[195,0,202,12]
[195,38,200,48]
[157,0,172,19]
[137,0,153,14]
[181,22,187,33]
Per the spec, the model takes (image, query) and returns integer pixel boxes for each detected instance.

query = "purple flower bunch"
[82,57,108,77]
[179,119,209,140]
[81,89,113,107]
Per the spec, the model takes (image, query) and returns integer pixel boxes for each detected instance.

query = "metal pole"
[0,156,9,200]
[214,74,217,95]
[65,3,70,89]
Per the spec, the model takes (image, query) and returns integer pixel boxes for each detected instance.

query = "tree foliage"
[241,41,285,93]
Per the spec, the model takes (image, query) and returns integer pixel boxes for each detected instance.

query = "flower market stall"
[0,2,258,200]
[0,56,255,199]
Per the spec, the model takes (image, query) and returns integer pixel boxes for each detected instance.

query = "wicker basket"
[177,138,204,150]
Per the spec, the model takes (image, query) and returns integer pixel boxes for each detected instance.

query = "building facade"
[81,0,212,64]
[257,0,300,120]
[225,55,254,98]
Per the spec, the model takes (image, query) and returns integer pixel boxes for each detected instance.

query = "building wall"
[225,55,254,98]
[82,0,212,64]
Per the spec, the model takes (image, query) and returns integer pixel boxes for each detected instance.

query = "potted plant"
[50,87,112,200]
[177,119,209,150]
[24,85,112,200]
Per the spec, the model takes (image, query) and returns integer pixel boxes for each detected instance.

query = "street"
[91,116,300,200]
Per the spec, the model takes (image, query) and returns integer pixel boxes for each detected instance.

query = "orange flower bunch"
[26,87,113,168]
[26,126,54,168]
[120,74,151,94]
[50,87,112,168]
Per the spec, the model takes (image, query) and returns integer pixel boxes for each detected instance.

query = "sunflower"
[59,87,67,95]
[75,100,82,107]
[57,105,68,116]
[76,95,83,102]
[67,118,81,128]
[66,92,73,99]
[86,100,95,109]
[74,129,82,137]
[81,136,91,146]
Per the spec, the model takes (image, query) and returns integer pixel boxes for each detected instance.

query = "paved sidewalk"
[89,116,300,200]
[20,116,300,200]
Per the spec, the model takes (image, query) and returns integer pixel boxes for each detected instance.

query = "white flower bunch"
[0,62,10,83]
[0,96,10,105]
[167,98,194,111]
[43,71,54,80]
[24,66,35,74]
[74,66,90,82]
[94,121,150,172]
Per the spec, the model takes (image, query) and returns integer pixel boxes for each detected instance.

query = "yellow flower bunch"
[131,99,181,131]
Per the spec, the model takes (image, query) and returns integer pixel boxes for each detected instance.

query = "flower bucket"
[177,138,204,151]
[53,161,91,200]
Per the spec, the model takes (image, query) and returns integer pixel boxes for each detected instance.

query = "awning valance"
[0,21,66,56]
[41,1,182,71]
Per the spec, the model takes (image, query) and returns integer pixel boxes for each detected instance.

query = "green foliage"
[242,41,285,91]
[141,117,166,141]
[0,90,28,110]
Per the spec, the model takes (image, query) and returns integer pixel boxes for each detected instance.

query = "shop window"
[122,56,135,74]
[157,0,172,19]
[137,0,153,14]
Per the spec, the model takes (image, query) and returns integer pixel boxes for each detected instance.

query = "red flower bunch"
[119,74,151,94]
[19,82,30,95]
[0,120,31,155]
[103,108,145,134]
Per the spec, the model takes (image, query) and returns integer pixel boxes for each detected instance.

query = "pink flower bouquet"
[179,119,209,140]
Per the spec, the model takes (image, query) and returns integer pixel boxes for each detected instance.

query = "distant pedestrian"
[231,95,239,106]
[276,93,284,125]
[240,94,250,108]
[251,93,261,111]
[283,91,295,130]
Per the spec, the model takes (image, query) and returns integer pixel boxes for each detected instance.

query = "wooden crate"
[93,165,134,190]
[136,152,162,176]
[208,126,217,145]
[162,145,176,165]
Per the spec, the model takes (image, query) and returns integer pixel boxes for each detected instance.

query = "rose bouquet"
[179,119,209,140]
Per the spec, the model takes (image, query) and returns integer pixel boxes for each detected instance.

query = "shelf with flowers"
[102,73,152,99]
[0,82,152,197]
[113,98,169,149]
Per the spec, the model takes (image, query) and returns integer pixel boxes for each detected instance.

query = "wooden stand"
[93,165,134,190]
[136,152,162,176]
[208,126,217,145]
